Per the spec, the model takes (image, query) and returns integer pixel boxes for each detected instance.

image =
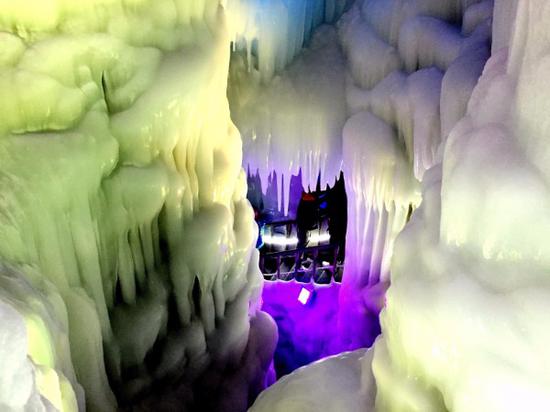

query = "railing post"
[312,248,318,282]
[260,254,265,273]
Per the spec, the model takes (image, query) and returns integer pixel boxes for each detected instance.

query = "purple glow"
[261,280,342,377]
[298,288,311,304]
[261,278,383,378]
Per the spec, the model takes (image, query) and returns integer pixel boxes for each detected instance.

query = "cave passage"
[246,171,368,378]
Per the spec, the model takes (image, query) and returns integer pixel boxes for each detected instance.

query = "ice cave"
[0,0,549,411]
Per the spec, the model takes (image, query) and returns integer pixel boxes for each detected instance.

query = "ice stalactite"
[227,0,349,82]
[0,2,276,411]
[229,24,347,217]
[337,110,419,350]
[342,112,418,288]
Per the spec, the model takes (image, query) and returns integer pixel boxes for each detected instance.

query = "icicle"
[277,171,283,215]
[283,170,291,217]
[259,168,269,198]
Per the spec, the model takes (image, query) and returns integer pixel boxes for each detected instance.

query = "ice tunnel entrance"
[247,171,352,377]
[248,170,346,284]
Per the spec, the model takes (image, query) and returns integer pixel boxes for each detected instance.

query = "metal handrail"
[260,243,342,283]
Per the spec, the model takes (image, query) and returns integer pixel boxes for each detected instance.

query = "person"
[296,191,317,248]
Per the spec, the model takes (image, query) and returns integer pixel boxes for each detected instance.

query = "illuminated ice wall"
[0,1,276,411]
[252,0,550,411]
[229,0,491,355]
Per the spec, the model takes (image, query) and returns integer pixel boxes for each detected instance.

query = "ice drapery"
[335,0,490,350]
[229,23,348,218]
[0,1,275,411]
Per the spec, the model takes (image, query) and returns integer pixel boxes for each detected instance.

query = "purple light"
[298,288,311,305]
[261,280,342,377]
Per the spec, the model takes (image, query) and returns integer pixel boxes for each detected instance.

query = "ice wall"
[0,1,275,411]
[337,0,491,350]
[373,1,550,409]
[252,0,550,411]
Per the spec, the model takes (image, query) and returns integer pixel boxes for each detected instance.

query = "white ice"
[0,1,275,411]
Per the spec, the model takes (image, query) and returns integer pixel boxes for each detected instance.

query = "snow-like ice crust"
[0,1,277,411]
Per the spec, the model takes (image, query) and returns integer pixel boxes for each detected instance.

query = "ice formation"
[252,0,550,411]
[0,1,277,411]
[229,0,492,356]
[251,349,374,412]
[3,0,550,410]
[337,0,489,349]
[229,23,348,216]
[227,0,349,82]
[373,2,550,409]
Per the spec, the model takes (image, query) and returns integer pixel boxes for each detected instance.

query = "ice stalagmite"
[0,1,275,411]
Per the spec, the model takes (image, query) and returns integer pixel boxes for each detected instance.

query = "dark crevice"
[192,277,202,318]
[101,71,113,114]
